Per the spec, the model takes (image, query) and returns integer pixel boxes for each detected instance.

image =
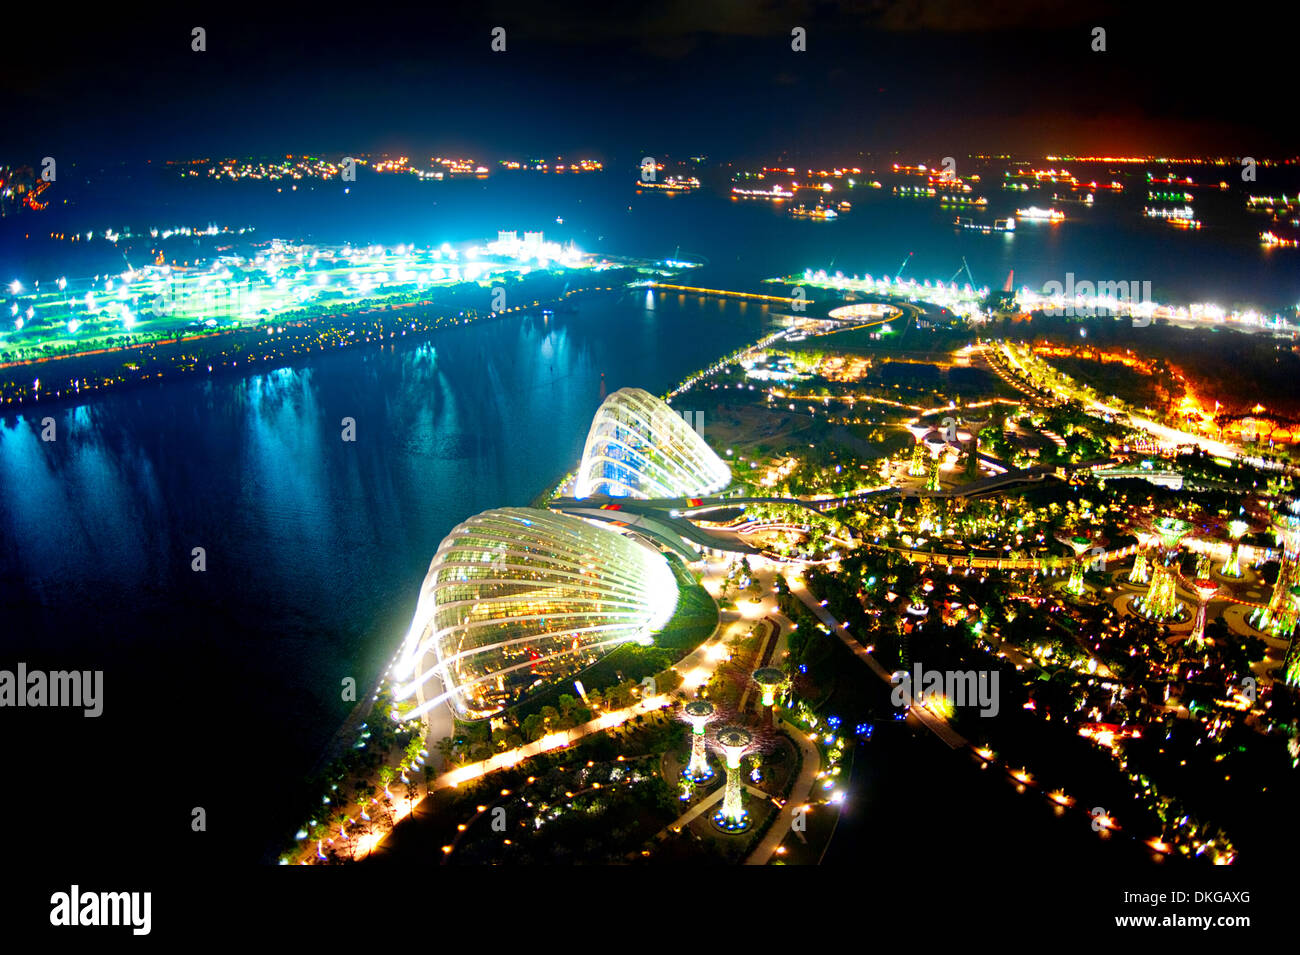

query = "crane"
[894,251,913,281]
[950,256,976,287]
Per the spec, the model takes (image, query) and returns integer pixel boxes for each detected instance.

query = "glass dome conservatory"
[575,387,731,500]
[394,507,678,719]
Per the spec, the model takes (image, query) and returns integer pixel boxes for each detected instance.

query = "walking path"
[745,720,821,865]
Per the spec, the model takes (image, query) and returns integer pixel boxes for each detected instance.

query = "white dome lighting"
[575,388,730,500]
[394,508,678,720]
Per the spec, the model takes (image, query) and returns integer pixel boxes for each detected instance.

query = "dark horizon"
[7,1,1298,165]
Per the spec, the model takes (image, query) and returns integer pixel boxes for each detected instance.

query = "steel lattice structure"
[575,387,731,499]
[394,507,679,719]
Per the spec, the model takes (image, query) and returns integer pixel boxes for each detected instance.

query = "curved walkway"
[746,721,821,865]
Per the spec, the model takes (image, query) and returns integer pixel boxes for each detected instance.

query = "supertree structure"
[1221,519,1251,578]
[1281,587,1300,686]
[1134,517,1193,621]
[752,667,786,726]
[1251,504,1300,637]
[905,425,931,477]
[681,700,717,781]
[924,439,948,492]
[1187,578,1223,648]
[946,414,988,480]
[712,725,756,831]
[1128,530,1155,584]
[1055,528,1108,597]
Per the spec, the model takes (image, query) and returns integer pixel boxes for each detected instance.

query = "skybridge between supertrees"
[1134,517,1193,621]
[681,700,717,781]
[712,725,755,832]
[1188,578,1223,648]
[1221,519,1251,578]
[1251,507,1300,638]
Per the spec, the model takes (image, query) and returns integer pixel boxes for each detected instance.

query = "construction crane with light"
[894,251,913,282]
[950,256,976,287]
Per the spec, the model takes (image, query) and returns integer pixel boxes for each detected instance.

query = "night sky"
[7,1,1298,164]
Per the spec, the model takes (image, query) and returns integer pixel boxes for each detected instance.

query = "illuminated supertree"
[680,700,717,781]
[712,725,756,831]
[1055,528,1108,597]
[1187,578,1222,648]
[1129,531,1155,584]
[924,440,947,492]
[1220,519,1251,578]
[1251,505,1300,637]
[1134,517,1193,621]
[905,425,931,477]
[752,667,786,726]
[1281,588,1300,687]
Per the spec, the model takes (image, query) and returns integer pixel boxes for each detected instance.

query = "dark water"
[2,168,1295,865]
[9,162,1300,311]
[0,294,766,862]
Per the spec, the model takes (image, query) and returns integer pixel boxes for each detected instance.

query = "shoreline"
[0,281,625,413]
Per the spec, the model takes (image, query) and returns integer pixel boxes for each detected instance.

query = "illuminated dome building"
[575,387,731,499]
[394,507,679,720]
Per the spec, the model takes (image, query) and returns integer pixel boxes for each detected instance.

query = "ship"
[1261,231,1299,247]
[956,217,1016,233]
[637,176,700,192]
[790,204,838,220]
[1016,206,1065,222]
[731,185,794,200]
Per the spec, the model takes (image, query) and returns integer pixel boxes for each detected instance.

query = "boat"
[1016,206,1064,222]
[731,185,794,200]
[838,201,852,211]
[790,204,838,220]
[1144,205,1195,220]
[637,176,700,192]
[956,217,1016,233]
